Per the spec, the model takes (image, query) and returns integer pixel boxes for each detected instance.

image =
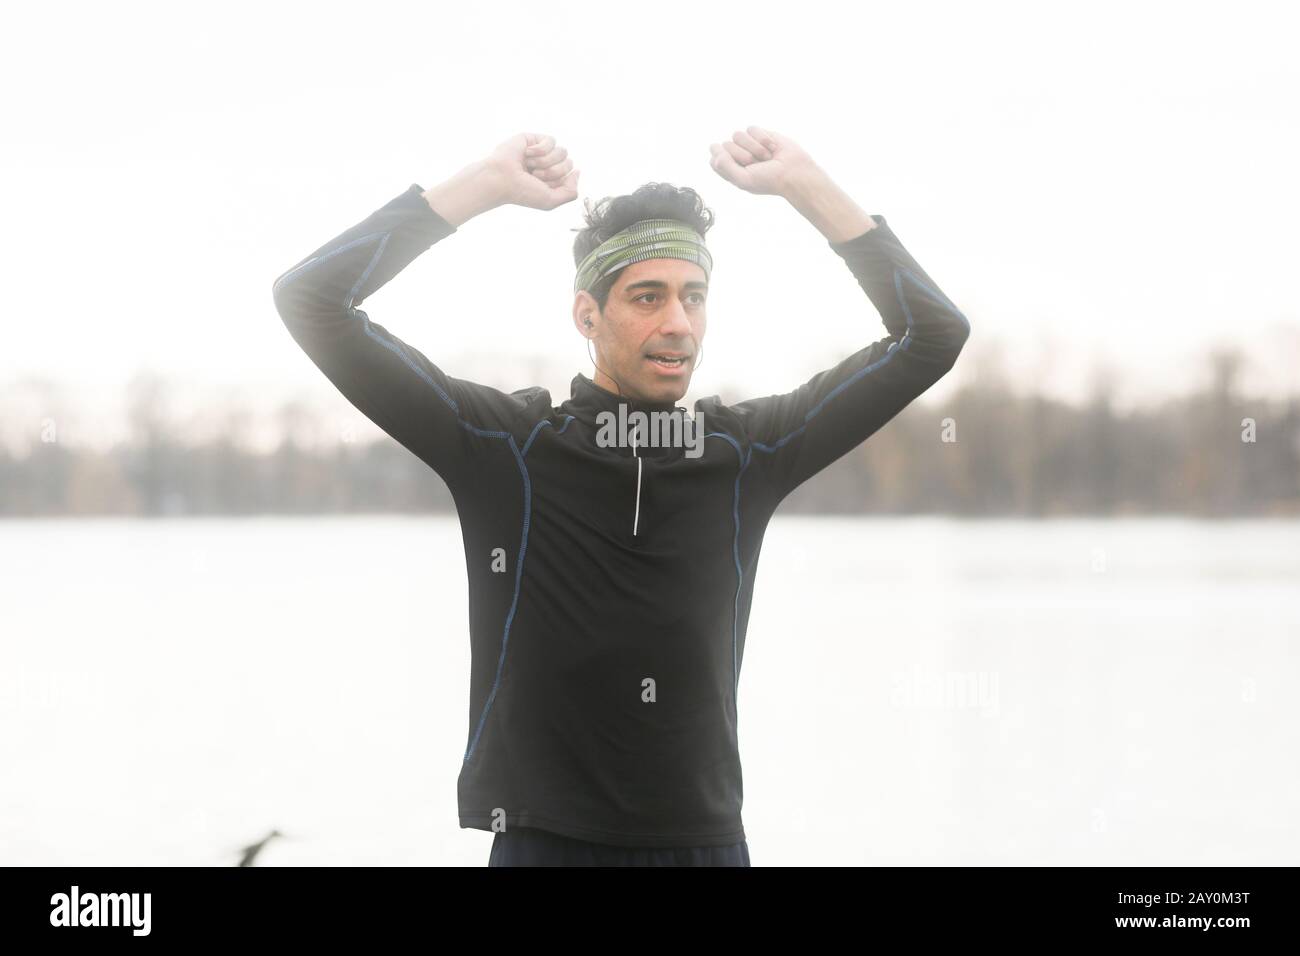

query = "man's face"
[575,258,708,404]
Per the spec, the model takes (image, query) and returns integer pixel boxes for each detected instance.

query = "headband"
[573,218,712,295]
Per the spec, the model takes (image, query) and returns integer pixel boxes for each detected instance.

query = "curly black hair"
[572,183,715,312]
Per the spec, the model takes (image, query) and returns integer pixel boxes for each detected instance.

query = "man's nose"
[658,301,693,336]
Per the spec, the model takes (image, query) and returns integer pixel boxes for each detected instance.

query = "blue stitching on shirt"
[748,264,967,456]
[704,431,749,706]
[899,266,969,329]
[465,433,532,761]
[349,231,390,307]
[275,227,532,764]
[353,234,463,415]
[276,230,465,415]
[521,415,575,457]
[272,230,389,295]
[700,262,967,717]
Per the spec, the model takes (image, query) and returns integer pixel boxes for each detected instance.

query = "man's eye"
[638,292,706,304]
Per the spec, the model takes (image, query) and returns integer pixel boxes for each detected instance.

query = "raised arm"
[270,133,580,490]
[708,126,970,500]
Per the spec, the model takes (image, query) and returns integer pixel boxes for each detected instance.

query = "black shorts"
[487,826,751,867]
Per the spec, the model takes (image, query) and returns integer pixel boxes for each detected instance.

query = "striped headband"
[573,218,712,295]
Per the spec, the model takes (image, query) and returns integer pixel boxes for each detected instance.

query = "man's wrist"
[421,159,507,227]
[782,164,877,244]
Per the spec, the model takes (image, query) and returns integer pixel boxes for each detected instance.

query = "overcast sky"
[5,0,1298,427]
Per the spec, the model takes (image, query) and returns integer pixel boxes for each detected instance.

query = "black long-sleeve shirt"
[271,183,970,847]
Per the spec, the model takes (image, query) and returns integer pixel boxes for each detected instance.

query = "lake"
[1,515,1297,866]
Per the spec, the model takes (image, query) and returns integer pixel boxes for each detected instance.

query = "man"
[271,127,970,866]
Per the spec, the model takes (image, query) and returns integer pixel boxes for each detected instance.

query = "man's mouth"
[646,352,690,369]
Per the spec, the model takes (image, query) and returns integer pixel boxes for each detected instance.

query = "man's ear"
[572,291,599,338]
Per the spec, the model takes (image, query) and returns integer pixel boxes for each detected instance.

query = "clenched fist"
[707,126,816,198]
[484,132,580,211]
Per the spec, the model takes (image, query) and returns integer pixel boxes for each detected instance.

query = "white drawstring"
[632,428,642,536]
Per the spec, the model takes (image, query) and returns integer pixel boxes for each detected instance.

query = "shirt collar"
[562,373,684,425]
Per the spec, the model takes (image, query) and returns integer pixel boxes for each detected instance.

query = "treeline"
[783,374,1300,517]
[2,353,1297,517]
